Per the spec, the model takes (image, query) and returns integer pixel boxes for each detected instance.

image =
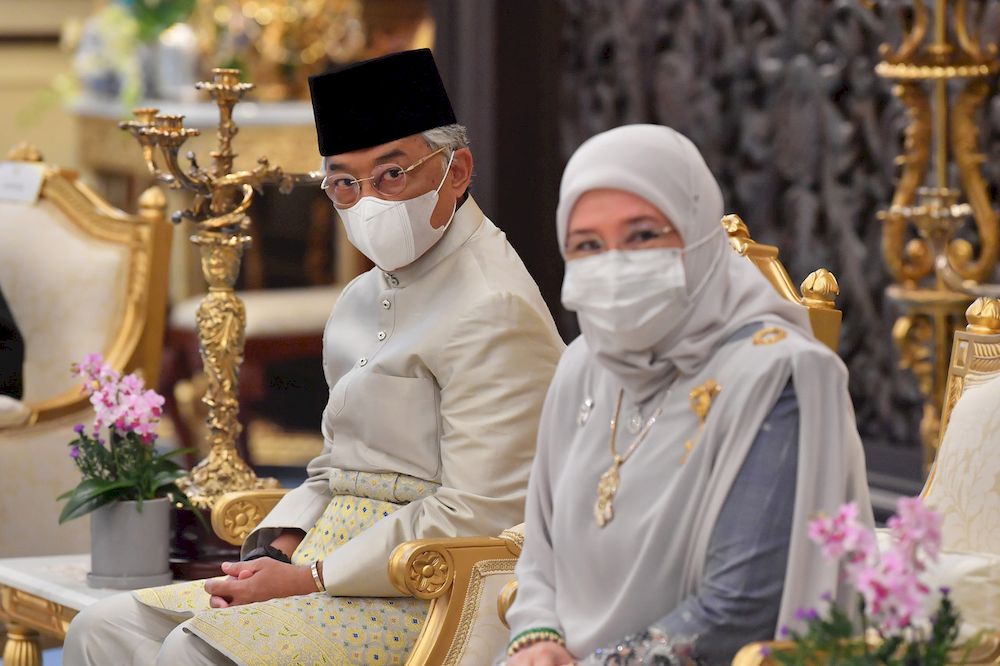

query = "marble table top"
[0,554,120,611]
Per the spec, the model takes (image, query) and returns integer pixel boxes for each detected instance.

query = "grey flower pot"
[87,497,173,589]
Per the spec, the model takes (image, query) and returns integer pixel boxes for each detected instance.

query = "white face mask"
[338,152,456,272]
[561,247,688,352]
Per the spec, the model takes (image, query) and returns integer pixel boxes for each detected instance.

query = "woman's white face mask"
[561,247,688,352]
[338,152,456,272]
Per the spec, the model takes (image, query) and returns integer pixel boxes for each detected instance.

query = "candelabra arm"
[158,147,212,196]
[935,254,1000,298]
[213,165,324,196]
[198,185,254,232]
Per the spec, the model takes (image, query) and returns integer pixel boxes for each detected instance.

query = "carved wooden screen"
[559,0,1000,462]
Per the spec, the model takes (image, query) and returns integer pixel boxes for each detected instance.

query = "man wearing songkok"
[65,48,564,666]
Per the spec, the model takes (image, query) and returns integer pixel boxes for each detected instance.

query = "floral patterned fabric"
[924,375,1000,553]
[134,472,439,665]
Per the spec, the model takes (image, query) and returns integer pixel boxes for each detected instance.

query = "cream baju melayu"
[505,125,872,665]
[65,197,565,666]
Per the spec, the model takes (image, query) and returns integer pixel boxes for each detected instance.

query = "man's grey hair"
[421,124,470,152]
[319,124,470,171]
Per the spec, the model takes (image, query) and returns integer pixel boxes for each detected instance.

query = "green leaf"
[160,447,197,459]
[58,478,135,523]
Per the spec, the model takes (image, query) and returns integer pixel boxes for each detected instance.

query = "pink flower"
[71,355,163,443]
[71,353,119,392]
[811,497,941,635]
[887,496,942,564]
[808,502,877,565]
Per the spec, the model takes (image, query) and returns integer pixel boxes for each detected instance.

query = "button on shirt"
[247,197,566,596]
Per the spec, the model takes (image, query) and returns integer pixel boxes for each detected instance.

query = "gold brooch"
[681,379,721,464]
[752,326,787,346]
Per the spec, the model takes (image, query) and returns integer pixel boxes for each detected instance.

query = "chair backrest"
[921,297,1000,553]
[0,144,172,424]
[722,214,842,351]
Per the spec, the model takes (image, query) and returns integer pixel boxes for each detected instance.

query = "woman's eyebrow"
[624,215,668,226]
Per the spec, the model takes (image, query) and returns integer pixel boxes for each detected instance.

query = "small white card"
[0,161,46,204]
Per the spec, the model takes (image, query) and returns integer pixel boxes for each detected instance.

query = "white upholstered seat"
[0,148,171,556]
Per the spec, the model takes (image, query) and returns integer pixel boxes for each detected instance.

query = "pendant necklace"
[594,388,665,528]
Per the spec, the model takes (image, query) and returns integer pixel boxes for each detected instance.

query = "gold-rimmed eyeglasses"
[321,146,450,208]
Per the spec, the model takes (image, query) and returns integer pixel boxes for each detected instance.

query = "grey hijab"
[556,124,812,401]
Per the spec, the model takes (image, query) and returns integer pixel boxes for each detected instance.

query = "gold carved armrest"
[722,214,842,352]
[389,527,523,665]
[210,489,289,546]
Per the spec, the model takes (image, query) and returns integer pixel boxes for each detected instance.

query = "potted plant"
[59,353,188,589]
[767,497,976,665]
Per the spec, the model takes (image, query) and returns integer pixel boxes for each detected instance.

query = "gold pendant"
[594,460,621,527]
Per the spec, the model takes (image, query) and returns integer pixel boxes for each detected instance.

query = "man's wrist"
[309,560,325,593]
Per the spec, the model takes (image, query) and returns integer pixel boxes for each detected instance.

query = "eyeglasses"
[320,146,450,208]
[564,224,679,259]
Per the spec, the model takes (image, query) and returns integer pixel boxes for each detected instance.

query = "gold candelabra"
[119,68,323,508]
[874,0,1000,469]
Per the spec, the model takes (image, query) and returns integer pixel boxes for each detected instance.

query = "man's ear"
[447,148,473,197]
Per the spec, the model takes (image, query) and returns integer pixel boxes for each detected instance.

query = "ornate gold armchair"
[0,145,172,556]
[733,297,1000,666]
[210,214,842,664]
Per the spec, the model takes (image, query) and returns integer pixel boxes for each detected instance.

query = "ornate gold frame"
[921,296,1000,499]
[870,0,1000,469]
[3,144,172,426]
[388,532,523,666]
[211,489,289,546]
[722,214,842,351]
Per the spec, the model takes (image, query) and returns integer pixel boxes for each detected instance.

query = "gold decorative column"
[874,0,1000,469]
[119,69,323,508]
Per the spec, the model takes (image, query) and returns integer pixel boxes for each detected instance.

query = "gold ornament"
[594,390,663,528]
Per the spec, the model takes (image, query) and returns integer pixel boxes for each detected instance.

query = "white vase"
[87,497,173,589]
[156,23,200,101]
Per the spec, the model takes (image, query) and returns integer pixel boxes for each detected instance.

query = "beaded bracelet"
[506,627,565,657]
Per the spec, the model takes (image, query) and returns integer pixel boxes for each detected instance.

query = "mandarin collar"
[380,196,485,289]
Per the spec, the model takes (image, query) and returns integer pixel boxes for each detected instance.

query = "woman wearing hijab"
[504,125,872,666]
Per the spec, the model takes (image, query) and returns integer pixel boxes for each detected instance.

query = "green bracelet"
[507,627,565,656]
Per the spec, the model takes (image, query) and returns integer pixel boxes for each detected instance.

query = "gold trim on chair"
[389,532,523,666]
[922,296,1000,499]
[4,145,172,426]
[210,489,290,546]
[722,214,843,351]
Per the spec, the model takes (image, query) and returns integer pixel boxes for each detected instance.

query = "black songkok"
[309,48,457,156]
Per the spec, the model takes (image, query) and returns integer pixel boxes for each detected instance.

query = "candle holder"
[119,68,323,510]
[872,1,1000,469]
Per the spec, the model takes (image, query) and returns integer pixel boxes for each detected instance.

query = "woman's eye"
[629,228,672,245]
[571,239,602,253]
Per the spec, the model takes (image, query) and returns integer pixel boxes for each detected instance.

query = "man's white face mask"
[338,152,456,272]
[561,247,688,352]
